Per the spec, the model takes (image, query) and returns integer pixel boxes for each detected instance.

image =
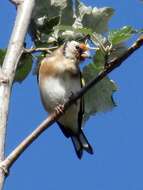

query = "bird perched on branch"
[38,41,93,159]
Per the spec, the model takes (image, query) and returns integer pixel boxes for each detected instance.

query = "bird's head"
[63,41,89,61]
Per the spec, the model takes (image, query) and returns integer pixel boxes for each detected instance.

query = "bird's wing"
[36,61,41,82]
[78,71,85,129]
[57,72,84,137]
[37,56,48,82]
[57,121,71,138]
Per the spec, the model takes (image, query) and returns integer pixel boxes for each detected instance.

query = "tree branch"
[0,35,142,177]
[0,0,35,189]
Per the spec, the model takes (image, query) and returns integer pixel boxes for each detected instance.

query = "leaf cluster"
[1,0,142,121]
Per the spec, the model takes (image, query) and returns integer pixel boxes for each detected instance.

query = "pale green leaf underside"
[31,0,114,44]
[0,49,32,83]
[108,26,135,45]
[82,63,117,123]
[0,49,6,65]
[14,54,33,83]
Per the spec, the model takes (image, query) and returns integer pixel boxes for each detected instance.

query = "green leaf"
[31,0,74,44]
[75,27,93,35]
[0,49,32,83]
[75,1,114,33]
[14,54,33,83]
[137,28,143,33]
[82,62,117,123]
[53,25,92,42]
[0,49,6,65]
[60,0,74,25]
[109,43,127,61]
[32,53,45,76]
[37,16,60,34]
[108,26,135,45]
[33,0,68,20]
[93,42,127,66]
[54,25,73,31]
[55,25,92,35]
[30,0,114,45]
[93,49,105,69]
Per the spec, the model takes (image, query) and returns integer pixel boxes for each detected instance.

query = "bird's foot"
[55,104,64,115]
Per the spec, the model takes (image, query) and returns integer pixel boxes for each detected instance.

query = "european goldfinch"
[38,41,93,159]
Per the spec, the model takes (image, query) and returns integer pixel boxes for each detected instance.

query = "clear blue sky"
[1,1,143,190]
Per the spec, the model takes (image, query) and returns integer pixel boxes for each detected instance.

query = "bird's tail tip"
[71,131,93,159]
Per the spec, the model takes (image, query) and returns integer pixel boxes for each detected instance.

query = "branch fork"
[0,164,9,176]
[10,0,24,6]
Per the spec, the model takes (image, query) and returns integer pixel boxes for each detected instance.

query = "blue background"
[1,1,143,189]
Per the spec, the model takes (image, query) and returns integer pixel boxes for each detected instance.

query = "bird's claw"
[55,104,64,115]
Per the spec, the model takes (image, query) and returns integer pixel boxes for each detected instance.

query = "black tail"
[71,130,93,159]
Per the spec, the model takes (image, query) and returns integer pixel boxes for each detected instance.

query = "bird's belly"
[39,76,80,113]
[39,75,81,135]
[40,77,66,111]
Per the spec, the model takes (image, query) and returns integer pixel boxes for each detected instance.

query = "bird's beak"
[79,43,90,60]
[79,43,89,52]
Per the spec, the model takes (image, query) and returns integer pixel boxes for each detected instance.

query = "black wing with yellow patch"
[77,71,85,129]
[57,71,85,137]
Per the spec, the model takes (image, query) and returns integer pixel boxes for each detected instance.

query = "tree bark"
[0,0,35,189]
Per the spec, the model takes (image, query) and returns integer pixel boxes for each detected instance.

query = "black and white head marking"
[63,41,81,60]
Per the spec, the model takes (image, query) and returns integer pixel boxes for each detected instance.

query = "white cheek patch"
[65,41,80,58]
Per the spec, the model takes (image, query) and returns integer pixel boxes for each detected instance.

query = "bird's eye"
[75,45,80,50]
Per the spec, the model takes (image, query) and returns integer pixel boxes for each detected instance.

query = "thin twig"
[23,46,58,54]
[0,35,143,177]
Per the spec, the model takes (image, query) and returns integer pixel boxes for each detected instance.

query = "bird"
[38,40,93,159]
